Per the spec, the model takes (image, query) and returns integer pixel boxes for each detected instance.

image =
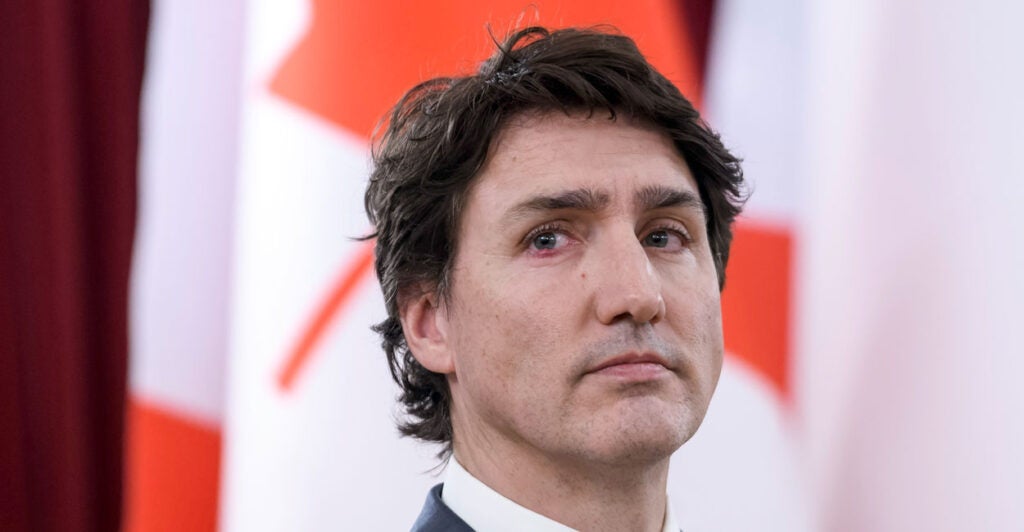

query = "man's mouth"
[588,352,672,381]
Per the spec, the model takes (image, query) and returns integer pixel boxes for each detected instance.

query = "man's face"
[441,112,723,467]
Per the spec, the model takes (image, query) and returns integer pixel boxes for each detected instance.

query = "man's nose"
[591,231,666,325]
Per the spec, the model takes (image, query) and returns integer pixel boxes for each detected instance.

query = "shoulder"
[410,483,475,532]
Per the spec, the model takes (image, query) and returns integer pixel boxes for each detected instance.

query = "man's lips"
[587,352,672,380]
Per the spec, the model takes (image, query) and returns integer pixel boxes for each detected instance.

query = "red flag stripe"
[722,221,793,399]
[123,399,221,532]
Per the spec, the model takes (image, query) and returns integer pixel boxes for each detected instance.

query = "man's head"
[365,26,744,462]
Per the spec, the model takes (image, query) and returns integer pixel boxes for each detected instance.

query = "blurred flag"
[794,1,1024,530]
[714,0,1024,529]
[126,0,844,530]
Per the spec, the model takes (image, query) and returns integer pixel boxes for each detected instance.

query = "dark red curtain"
[0,0,149,531]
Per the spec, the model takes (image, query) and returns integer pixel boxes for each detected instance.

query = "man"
[365,26,745,532]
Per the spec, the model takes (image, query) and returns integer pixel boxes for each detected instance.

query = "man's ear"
[399,290,454,374]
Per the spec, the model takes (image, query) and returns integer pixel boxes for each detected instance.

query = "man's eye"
[643,230,671,248]
[532,232,560,250]
[642,228,687,249]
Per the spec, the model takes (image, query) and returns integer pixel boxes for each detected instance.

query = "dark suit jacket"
[410,483,474,532]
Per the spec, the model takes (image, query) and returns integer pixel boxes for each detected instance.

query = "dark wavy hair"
[364,26,745,458]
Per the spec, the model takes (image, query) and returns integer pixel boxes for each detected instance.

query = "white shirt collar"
[442,457,680,532]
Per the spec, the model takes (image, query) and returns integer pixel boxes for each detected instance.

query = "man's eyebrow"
[505,188,611,221]
[635,185,706,217]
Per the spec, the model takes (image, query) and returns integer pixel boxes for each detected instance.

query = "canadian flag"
[127,0,1024,531]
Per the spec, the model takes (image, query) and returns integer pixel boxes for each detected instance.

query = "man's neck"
[452,440,670,532]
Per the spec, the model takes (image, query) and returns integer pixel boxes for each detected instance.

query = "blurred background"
[2,0,1022,531]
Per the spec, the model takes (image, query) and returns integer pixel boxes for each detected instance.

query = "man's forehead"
[474,111,700,208]
[494,109,668,153]
[481,111,692,180]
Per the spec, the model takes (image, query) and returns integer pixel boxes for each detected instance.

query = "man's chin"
[573,404,700,467]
